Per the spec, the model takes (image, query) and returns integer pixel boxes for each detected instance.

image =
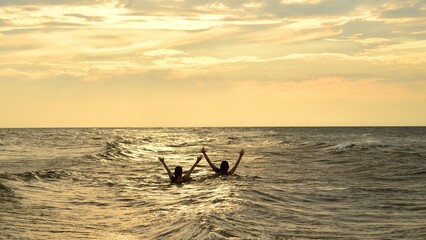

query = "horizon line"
[1,125,425,129]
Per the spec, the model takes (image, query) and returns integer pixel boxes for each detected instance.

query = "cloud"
[1,0,425,83]
[121,0,265,14]
[64,13,105,22]
[264,0,366,17]
[0,0,110,6]
[237,17,346,44]
[152,55,261,70]
[144,49,185,57]
[0,18,7,26]
[280,0,322,5]
[195,2,231,12]
[0,1,124,31]
[380,0,426,18]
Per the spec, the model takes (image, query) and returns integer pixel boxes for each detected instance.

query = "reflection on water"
[1,128,426,239]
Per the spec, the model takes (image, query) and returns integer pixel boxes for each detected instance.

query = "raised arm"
[184,155,202,180]
[201,147,219,173]
[228,149,244,175]
[158,157,174,181]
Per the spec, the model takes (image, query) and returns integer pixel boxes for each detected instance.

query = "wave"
[0,182,14,194]
[67,201,110,207]
[227,136,240,140]
[100,141,133,160]
[402,170,426,176]
[0,170,70,182]
[288,140,402,154]
[166,142,189,147]
[90,137,103,140]
[0,182,17,202]
[0,172,15,181]
[166,140,200,147]
[312,142,333,148]
[328,142,356,153]
[105,140,121,150]
[245,189,282,204]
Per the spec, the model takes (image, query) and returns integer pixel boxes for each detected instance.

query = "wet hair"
[219,161,229,175]
[174,166,183,178]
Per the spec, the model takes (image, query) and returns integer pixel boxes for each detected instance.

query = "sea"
[0,127,425,240]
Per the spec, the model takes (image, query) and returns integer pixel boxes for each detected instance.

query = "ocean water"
[0,127,425,240]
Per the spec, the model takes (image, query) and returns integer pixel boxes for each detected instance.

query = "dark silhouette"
[158,155,202,183]
[201,147,245,176]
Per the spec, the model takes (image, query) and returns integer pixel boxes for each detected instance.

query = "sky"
[0,0,425,127]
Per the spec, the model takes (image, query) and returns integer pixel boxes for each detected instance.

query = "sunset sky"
[1,0,425,127]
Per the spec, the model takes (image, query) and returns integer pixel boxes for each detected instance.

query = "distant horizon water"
[1,125,425,129]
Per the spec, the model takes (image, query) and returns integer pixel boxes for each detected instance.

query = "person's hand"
[201,147,206,154]
[158,157,165,162]
[239,149,245,157]
[197,155,203,162]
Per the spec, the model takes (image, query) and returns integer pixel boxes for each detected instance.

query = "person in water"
[201,147,245,175]
[158,155,203,183]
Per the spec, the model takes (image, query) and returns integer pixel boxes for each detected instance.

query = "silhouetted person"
[201,147,245,176]
[158,155,202,183]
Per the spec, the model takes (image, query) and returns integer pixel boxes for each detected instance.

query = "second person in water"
[201,147,245,176]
